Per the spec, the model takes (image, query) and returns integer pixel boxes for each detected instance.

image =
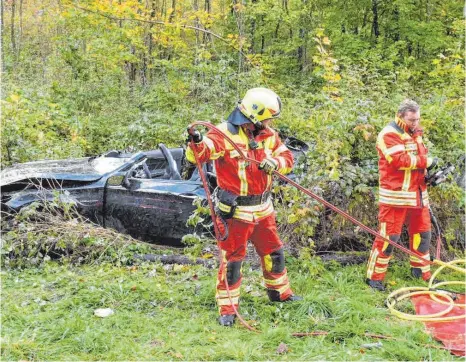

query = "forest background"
[1,0,465,252]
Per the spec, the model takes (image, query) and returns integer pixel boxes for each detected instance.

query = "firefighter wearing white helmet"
[186,87,302,327]
[236,87,282,128]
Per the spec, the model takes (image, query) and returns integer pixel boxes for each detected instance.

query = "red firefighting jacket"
[186,122,294,222]
[376,117,430,208]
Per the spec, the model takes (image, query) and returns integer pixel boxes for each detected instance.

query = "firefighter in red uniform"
[186,88,302,326]
[366,99,437,291]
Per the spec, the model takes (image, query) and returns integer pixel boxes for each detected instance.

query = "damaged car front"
[1,146,208,244]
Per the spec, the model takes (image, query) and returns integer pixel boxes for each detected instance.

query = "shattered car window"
[90,157,132,174]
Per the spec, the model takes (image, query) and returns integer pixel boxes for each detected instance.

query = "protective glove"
[186,127,203,144]
[427,157,438,171]
[259,157,278,175]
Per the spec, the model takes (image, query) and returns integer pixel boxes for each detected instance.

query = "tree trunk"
[18,0,22,56]
[371,0,380,38]
[169,0,176,23]
[203,0,211,43]
[10,0,16,56]
[1,0,4,71]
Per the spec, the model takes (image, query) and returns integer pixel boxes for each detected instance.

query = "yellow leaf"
[388,280,397,286]
[201,253,214,259]
[10,94,20,103]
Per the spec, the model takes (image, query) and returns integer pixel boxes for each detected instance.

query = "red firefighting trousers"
[367,205,432,281]
[216,214,293,315]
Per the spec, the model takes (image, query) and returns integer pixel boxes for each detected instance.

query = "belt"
[236,191,271,206]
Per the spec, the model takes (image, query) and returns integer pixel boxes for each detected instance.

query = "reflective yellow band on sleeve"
[385,144,405,155]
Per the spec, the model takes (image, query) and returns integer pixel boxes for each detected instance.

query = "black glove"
[427,157,438,171]
[186,127,203,144]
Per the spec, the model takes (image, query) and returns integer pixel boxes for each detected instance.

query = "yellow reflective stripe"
[412,233,421,250]
[377,126,402,163]
[377,257,391,265]
[263,255,273,272]
[380,223,387,237]
[410,253,429,261]
[234,204,274,221]
[218,202,232,213]
[379,188,417,198]
[279,167,292,174]
[264,274,288,286]
[380,223,390,251]
[272,144,288,157]
[265,284,291,294]
[235,199,272,213]
[379,196,417,207]
[217,297,239,306]
[238,160,248,196]
[233,212,254,222]
[420,265,430,272]
[366,249,379,279]
[402,169,411,192]
[410,154,417,169]
[216,289,240,298]
[253,204,274,219]
[385,144,405,155]
[374,266,388,273]
[276,156,286,169]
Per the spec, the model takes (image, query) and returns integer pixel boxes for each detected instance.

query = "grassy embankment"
[2,254,461,361]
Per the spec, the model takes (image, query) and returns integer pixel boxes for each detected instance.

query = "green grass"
[1,256,460,361]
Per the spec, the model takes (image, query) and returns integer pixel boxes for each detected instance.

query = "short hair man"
[366,99,437,291]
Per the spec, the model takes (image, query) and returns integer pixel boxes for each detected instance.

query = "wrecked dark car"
[1,135,308,245]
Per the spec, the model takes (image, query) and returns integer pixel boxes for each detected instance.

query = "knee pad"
[269,248,285,273]
[382,235,400,256]
[226,260,242,285]
[415,231,432,253]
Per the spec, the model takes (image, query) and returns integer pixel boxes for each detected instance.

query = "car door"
[104,157,206,244]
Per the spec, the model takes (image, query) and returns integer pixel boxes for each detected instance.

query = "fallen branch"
[135,253,216,268]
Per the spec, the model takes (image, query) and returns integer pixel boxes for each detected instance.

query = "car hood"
[1,158,104,186]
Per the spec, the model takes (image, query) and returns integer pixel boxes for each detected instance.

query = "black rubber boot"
[411,267,423,279]
[283,294,303,302]
[267,290,303,302]
[218,314,236,327]
[366,278,385,291]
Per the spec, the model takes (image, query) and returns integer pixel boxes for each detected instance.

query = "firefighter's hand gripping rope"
[187,121,465,330]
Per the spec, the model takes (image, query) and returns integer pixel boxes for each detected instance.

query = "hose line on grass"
[386,259,465,322]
